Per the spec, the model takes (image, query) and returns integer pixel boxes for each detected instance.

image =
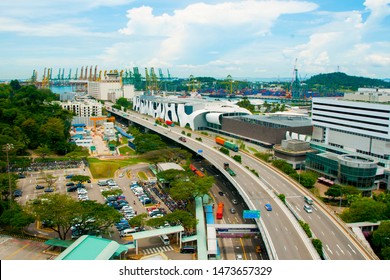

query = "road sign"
[243,210,260,219]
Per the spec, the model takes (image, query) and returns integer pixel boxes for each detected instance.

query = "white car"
[304,204,313,213]
[77,188,88,195]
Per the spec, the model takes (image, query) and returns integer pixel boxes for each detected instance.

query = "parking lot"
[9,162,195,260]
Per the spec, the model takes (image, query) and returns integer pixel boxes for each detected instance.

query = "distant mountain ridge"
[304,72,390,91]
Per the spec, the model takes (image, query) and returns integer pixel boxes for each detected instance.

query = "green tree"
[219,147,230,156]
[297,171,317,188]
[372,221,390,251]
[0,173,18,201]
[28,193,80,240]
[312,239,323,259]
[325,185,342,200]
[272,159,297,176]
[278,194,286,204]
[133,133,167,153]
[128,213,148,228]
[232,155,242,163]
[0,203,34,232]
[165,210,197,232]
[340,197,387,223]
[157,169,188,183]
[75,200,122,236]
[116,97,132,109]
[35,145,51,160]
[71,175,91,184]
[236,97,255,113]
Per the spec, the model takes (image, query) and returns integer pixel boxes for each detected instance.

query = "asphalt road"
[240,154,369,260]
[109,108,318,260]
[109,107,375,260]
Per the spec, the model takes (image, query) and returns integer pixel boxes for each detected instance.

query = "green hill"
[305,72,390,92]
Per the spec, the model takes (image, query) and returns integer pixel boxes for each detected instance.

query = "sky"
[0,0,389,80]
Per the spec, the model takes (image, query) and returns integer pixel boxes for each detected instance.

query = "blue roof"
[115,126,134,139]
[72,124,86,127]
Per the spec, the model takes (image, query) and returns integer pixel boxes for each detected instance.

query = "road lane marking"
[326,244,333,255]
[321,231,325,236]
[336,244,345,255]
[284,245,287,251]
[285,227,288,232]
[331,231,335,236]
[5,243,30,260]
[347,244,356,254]
[336,251,340,256]
[295,245,299,250]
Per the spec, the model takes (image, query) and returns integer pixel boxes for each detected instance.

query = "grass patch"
[118,146,135,156]
[87,157,144,178]
[137,171,148,181]
[248,147,258,153]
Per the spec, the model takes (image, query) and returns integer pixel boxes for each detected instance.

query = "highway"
[239,154,370,260]
[107,106,375,260]
[107,106,319,260]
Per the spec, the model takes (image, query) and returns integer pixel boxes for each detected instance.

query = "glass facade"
[306,152,338,179]
[339,164,376,189]
[305,152,377,190]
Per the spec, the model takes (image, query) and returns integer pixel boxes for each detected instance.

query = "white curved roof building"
[133,95,251,130]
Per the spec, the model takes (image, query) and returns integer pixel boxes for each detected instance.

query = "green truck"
[223,162,236,176]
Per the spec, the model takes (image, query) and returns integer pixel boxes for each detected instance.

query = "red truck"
[216,202,224,219]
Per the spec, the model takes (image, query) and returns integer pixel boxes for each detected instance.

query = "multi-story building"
[88,71,136,102]
[307,92,390,191]
[60,99,102,117]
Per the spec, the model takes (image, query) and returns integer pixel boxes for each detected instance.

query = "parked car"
[35,185,44,190]
[66,182,75,187]
[44,188,54,193]
[179,136,187,142]
[77,188,88,195]
[67,185,78,192]
[65,174,74,179]
[13,190,23,197]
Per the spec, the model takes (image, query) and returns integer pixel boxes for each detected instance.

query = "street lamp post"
[3,143,14,206]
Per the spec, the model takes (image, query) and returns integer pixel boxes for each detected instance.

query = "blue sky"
[1,0,389,80]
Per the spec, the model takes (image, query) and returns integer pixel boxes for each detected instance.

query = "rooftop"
[232,113,312,128]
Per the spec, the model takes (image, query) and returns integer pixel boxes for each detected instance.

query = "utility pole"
[3,143,14,207]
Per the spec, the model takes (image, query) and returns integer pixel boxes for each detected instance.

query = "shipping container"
[215,137,238,152]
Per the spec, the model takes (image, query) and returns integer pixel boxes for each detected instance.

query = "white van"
[160,234,170,245]
[120,228,136,237]
[304,196,313,205]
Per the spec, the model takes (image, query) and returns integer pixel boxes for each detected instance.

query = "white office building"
[88,71,136,102]
[308,95,390,190]
[60,99,103,117]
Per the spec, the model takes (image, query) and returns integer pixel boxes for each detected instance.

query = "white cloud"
[107,1,318,76]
